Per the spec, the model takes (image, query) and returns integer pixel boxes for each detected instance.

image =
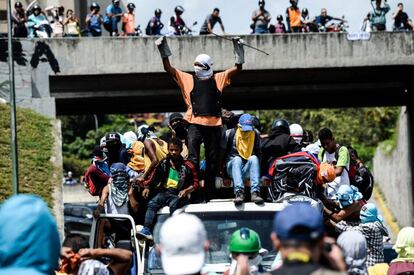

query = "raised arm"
[156,36,177,78]
[226,37,244,78]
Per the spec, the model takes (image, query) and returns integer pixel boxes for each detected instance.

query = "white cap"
[289,123,303,144]
[160,213,207,275]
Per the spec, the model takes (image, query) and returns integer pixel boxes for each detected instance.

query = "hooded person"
[337,231,367,275]
[324,185,366,225]
[388,227,414,275]
[333,203,388,267]
[155,35,243,201]
[289,123,303,145]
[0,194,60,275]
[261,119,302,176]
[84,145,111,197]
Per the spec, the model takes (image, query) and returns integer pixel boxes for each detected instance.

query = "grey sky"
[130,0,413,34]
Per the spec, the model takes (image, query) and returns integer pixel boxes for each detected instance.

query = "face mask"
[194,66,213,80]
[229,255,262,275]
[172,124,188,140]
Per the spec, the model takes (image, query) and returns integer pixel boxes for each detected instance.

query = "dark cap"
[105,132,121,142]
[273,203,324,242]
[169,113,184,123]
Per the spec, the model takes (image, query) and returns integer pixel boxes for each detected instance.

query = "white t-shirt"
[105,187,129,215]
[323,148,350,199]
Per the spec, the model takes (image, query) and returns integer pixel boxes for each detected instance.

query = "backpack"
[268,152,320,202]
[351,165,374,200]
[321,145,374,200]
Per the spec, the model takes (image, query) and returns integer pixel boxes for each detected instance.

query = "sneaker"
[234,191,245,205]
[137,226,153,241]
[251,192,264,204]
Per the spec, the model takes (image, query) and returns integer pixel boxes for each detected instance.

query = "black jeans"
[187,124,221,200]
[144,190,186,229]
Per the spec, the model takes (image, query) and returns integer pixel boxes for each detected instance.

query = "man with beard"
[155,35,244,201]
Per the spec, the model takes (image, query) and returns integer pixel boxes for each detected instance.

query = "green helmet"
[229,227,261,253]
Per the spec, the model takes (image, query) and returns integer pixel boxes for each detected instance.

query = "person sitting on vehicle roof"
[137,125,169,181]
[104,132,131,167]
[224,114,264,205]
[388,226,414,275]
[84,146,111,197]
[225,227,265,275]
[261,119,302,176]
[138,138,198,241]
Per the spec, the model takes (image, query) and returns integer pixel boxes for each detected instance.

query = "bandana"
[110,163,129,207]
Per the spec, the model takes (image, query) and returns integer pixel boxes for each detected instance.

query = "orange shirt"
[288,7,301,28]
[123,13,135,34]
[174,69,231,127]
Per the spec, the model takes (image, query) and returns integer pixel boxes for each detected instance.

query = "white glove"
[232,37,245,64]
[155,36,172,58]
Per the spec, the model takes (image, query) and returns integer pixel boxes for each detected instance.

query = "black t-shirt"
[394,11,411,29]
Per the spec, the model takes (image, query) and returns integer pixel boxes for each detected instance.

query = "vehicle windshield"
[148,211,277,273]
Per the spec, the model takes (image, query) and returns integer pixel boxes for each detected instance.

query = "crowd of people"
[11,0,414,38]
[1,194,414,275]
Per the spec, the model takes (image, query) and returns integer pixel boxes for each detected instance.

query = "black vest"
[190,77,222,117]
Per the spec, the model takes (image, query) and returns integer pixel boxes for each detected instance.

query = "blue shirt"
[106,4,122,17]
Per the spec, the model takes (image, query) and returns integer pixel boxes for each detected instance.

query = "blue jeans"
[226,156,260,193]
[254,25,269,34]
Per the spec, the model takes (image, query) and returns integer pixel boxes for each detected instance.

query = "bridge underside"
[51,65,412,115]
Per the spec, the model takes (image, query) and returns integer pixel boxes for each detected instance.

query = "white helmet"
[289,123,303,144]
[123,131,138,149]
[194,54,213,80]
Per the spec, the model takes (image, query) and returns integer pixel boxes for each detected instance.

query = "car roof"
[157,199,284,214]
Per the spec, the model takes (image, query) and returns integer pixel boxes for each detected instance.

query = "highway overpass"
[0,32,413,226]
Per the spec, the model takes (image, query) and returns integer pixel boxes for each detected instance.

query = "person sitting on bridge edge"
[369,0,390,31]
[314,8,346,30]
[86,2,103,37]
[138,138,198,240]
[318,128,351,199]
[224,113,264,205]
[104,0,123,36]
[199,8,226,35]
[145,9,164,35]
[155,34,243,201]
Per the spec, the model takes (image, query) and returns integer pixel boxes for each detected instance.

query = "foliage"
[61,114,136,176]
[0,104,56,206]
[254,107,400,163]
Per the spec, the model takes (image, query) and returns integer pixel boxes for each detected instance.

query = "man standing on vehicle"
[225,114,264,205]
[200,8,226,35]
[252,0,272,33]
[155,34,244,201]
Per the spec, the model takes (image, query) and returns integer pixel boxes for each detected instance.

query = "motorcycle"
[33,20,53,38]
[178,21,197,36]
[318,16,348,33]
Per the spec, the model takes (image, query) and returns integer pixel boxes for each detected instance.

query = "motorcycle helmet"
[289,123,303,144]
[127,3,135,9]
[302,8,309,16]
[174,5,185,14]
[155,8,162,15]
[32,4,41,12]
[258,0,265,6]
[271,119,290,133]
[276,15,283,21]
[90,2,100,11]
[229,228,261,254]
[15,2,23,8]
